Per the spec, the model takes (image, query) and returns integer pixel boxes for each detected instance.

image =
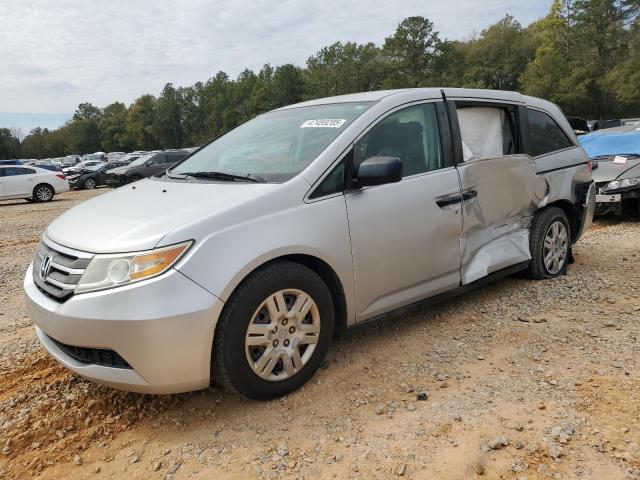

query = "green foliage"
[462,15,538,90]
[3,2,640,159]
[0,128,21,159]
[382,16,443,87]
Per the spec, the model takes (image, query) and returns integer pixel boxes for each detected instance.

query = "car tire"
[83,178,96,189]
[213,261,334,400]
[128,175,143,184]
[32,184,54,203]
[526,207,571,280]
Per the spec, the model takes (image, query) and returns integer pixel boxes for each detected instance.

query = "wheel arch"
[33,182,55,196]
[220,253,348,338]
[537,199,581,243]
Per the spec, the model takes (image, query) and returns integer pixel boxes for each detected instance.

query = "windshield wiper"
[172,171,266,183]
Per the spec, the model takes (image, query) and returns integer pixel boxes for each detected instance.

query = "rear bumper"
[24,264,224,394]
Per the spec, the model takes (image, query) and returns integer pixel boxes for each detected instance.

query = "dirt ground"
[1,188,640,480]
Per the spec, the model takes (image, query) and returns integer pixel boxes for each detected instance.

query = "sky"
[0,0,553,133]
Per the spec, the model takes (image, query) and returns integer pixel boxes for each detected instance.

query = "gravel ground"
[1,188,640,479]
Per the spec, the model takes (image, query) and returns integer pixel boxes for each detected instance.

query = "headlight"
[603,177,640,192]
[75,241,192,294]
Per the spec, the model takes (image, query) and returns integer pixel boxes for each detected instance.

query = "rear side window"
[527,108,574,157]
[456,106,518,161]
[3,167,34,176]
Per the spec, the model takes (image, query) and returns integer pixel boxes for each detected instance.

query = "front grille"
[33,236,93,302]
[48,335,132,369]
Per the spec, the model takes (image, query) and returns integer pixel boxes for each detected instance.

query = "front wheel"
[213,261,334,399]
[32,184,54,203]
[527,207,571,279]
[83,178,96,189]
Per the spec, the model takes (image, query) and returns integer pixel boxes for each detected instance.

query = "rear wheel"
[213,261,334,399]
[83,178,96,189]
[32,184,54,203]
[527,207,571,279]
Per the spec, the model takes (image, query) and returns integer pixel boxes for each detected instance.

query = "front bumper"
[24,264,224,394]
[595,185,640,215]
[105,175,126,188]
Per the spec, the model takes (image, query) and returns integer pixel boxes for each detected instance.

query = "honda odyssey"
[24,88,595,399]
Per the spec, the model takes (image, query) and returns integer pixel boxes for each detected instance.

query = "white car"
[0,165,69,202]
[63,160,105,174]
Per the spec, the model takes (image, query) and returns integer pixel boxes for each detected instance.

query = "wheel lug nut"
[282,318,288,326]
[273,340,279,347]
[289,326,296,333]
[272,327,278,334]
[284,339,290,347]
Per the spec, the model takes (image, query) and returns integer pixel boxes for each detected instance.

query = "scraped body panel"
[457,154,538,285]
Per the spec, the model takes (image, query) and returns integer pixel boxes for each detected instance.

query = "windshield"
[128,154,153,167]
[171,102,372,182]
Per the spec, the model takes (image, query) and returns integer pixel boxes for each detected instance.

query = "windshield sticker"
[613,155,628,165]
[300,119,347,129]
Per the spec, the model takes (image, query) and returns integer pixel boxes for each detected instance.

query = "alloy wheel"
[36,186,52,201]
[543,220,568,275]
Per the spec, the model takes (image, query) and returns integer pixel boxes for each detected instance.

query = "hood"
[46,178,277,253]
[579,126,640,158]
[591,156,640,183]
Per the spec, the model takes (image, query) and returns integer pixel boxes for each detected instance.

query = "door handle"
[462,190,477,201]
[436,195,463,208]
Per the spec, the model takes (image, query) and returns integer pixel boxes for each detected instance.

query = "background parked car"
[68,161,128,190]
[81,152,106,162]
[117,153,141,164]
[105,150,189,187]
[579,124,640,216]
[0,160,22,165]
[62,159,105,174]
[0,165,69,202]
[32,163,62,172]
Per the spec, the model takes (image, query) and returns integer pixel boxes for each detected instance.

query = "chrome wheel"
[35,186,52,201]
[245,289,320,381]
[543,220,568,275]
[84,178,96,189]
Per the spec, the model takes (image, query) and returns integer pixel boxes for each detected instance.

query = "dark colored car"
[0,160,22,165]
[105,151,189,187]
[68,161,128,190]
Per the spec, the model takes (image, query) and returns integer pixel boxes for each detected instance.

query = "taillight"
[56,174,66,180]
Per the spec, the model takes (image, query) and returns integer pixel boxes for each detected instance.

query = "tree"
[305,42,384,97]
[462,15,538,90]
[67,102,102,153]
[382,16,442,87]
[127,95,158,150]
[100,102,131,151]
[0,128,20,159]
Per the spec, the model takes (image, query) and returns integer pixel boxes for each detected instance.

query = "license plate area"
[596,194,621,203]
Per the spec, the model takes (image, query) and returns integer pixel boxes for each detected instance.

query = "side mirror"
[354,156,402,187]
[145,160,153,167]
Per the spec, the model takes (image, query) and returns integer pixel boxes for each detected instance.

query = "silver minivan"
[24,88,596,399]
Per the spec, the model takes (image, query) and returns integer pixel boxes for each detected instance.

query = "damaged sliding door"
[452,103,538,285]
